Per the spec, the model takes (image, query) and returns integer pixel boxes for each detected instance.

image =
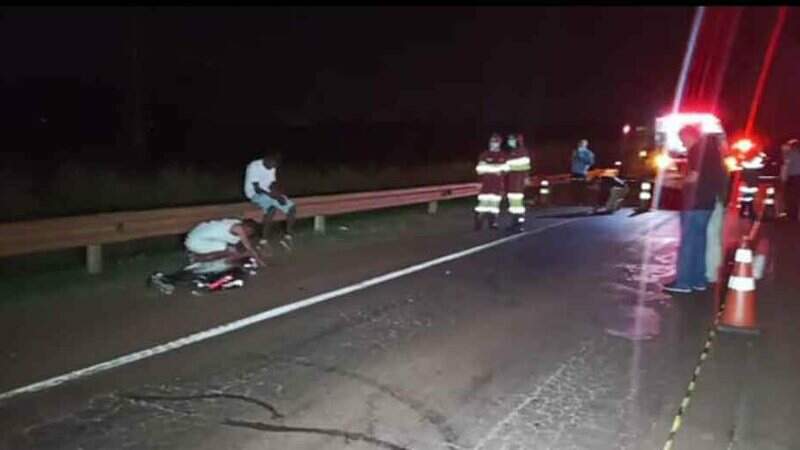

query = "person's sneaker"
[149,273,175,295]
[692,285,708,292]
[279,234,294,252]
[257,240,274,258]
[662,283,692,294]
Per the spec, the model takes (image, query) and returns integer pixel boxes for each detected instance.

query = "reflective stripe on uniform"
[476,162,510,174]
[640,192,652,200]
[507,156,530,166]
[507,193,525,201]
[507,157,531,171]
[508,206,526,214]
[478,194,503,202]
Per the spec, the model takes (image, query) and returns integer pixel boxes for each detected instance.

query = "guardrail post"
[86,244,103,274]
[427,200,438,215]
[313,215,326,234]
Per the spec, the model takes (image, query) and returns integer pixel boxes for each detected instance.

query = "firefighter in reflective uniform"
[475,133,508,230]
[504,133,531,231]
[738,150,765,220]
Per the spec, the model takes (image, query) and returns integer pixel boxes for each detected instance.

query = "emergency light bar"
[655,112,724,154]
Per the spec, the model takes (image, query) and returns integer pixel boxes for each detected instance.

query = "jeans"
[675,209,713,288]
[250,193,295,214]
[570,175,588,205]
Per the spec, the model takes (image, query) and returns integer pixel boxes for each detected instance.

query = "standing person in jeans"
[705,133,732,285]
[570,139,595,205]
[663,125,728,294]
[244,151,297,252]
[782,138,800,222]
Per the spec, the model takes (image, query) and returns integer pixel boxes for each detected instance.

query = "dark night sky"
[0,6,797,162]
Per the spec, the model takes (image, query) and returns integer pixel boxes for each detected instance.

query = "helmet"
[506,133,518,149]
[489,133,502,151]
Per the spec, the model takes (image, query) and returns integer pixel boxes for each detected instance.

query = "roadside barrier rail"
[0,170,613,273]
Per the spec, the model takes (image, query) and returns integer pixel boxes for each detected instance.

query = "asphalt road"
[0,206,722,450]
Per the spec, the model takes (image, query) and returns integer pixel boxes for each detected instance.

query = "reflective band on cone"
[728,276,755,292]
[735,248,753,263]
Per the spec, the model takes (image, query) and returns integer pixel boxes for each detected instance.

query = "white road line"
[471,343,589,450]
[0,219,577,403]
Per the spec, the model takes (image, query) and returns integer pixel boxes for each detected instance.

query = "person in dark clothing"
[570,139,595,205]
[663,126,728,294]
[782,139,800,221]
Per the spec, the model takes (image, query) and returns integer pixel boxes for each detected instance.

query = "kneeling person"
[149,218,265,294]
[594,175,629,214]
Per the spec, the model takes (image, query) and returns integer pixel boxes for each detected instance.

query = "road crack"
[119,391,283,419]
[221,418,409,450]
[122,390,409,449]
[285,357,461,446]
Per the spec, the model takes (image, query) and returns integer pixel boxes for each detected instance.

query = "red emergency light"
[732,138,755,153]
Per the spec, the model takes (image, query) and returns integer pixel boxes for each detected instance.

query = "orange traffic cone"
[718,237,760,335]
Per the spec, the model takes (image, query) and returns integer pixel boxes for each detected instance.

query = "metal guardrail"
[0,170,612,273]
[0,182,481,272]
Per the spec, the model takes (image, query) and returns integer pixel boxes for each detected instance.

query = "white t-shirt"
[184,219,242,254]
[244,159,276,199]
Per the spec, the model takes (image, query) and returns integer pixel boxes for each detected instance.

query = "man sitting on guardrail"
[149,218,266,295]
[244,151,297,252]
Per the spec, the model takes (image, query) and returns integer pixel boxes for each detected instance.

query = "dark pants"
[570,174,588,205]
[786,176,800,221]
[675,209,713,288]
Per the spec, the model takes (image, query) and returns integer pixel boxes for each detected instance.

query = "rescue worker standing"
[738,146,766,220]
[475,133,508,230]
[504,133,531,231]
